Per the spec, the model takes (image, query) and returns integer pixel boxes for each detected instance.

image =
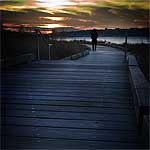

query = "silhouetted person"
[91,29,98,51]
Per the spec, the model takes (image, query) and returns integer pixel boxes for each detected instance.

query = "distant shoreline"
[54,36,149,44]
[3,27,149,37]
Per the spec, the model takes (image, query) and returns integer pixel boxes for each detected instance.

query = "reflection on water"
[55,36,149,44]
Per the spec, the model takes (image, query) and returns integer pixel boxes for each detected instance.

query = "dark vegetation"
[117,43,149,81]
[50,41,89,59]
[1,30,89,60]
[1,30,39,59]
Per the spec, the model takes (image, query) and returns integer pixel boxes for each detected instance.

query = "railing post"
[35,30,40,60]
[37,34,40,60]
[125,35,127,62]
[48,44,52,60]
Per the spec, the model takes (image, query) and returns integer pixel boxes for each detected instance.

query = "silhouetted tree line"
[51,28,149,37]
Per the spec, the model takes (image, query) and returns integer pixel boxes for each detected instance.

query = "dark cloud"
[88,6,149,28]
[1,1,149,29]
[1,9,55,25]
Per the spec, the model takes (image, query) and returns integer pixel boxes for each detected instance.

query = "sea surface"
[56,36,149,44]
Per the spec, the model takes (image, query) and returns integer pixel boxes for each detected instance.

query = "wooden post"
[48,44,52,60]
[37,33,40,60]
[146,21,149,43]
[125,35,127,62]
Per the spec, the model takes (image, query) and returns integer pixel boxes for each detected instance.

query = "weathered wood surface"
[1,45,139,149]
[128,55,149,133]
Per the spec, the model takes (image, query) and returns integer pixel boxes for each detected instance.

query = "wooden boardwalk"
[1,45,140,149]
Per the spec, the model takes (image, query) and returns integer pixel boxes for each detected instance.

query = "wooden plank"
[1,94,131,104]
[1,88,131,97]
[2,109,137,123]
[9,64,128,71]
[2,70,128,76]
[2,136,139,149]
[1,98,133,108]
[1,84,130,91]
[2,80,130,88]
[15,60,126,66]
[2,74,128,81]
[2,103,135,115]
[2,125,138,142]
[2,87,130,96]
[1,94,131,101]
[2,76,129,84]
[2,95,132,103]
[2,116,137,131]
[3,68,128,75]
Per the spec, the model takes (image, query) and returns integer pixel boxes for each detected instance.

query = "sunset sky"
[1,0,149,30]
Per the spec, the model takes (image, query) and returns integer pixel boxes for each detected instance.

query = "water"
[56,36,149,44]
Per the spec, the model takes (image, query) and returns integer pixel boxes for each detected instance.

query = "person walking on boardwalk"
[91,29,98,51]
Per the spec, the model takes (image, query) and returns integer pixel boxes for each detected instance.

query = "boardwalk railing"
[107,41,149,148]
[128,55,149,148]
[104,36,128,62]
[63,50,89,60]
